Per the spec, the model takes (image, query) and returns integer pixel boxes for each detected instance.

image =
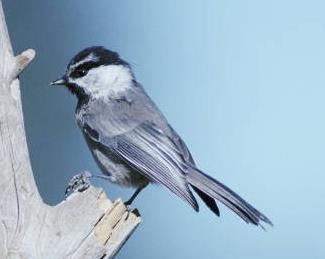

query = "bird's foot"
[124,184,148,207]
[124,199,132,207]
[65,171,92,198]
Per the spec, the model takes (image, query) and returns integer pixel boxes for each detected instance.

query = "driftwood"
[0,2,140,258]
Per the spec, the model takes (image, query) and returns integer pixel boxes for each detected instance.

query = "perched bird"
[51,46,272,228]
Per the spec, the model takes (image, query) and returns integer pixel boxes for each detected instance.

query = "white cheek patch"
[71,65,133,98]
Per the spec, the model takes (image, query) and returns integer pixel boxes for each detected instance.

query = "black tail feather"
[192,185,220,217]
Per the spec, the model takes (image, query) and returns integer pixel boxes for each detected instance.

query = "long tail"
[187,168,273,228]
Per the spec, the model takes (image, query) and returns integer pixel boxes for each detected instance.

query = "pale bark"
[0,2,140,258]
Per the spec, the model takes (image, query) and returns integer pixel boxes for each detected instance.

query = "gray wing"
[167,125,196,165]
[79,85,214,211]
[98,121,199,210]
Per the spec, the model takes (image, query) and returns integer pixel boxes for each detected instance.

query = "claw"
[65,171,92,198]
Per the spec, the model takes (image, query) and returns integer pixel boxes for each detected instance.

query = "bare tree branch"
[0,2,140,258]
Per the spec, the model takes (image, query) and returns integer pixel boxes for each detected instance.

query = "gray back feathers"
[77,83,200,210]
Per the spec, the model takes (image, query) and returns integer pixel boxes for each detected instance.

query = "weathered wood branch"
[0,2,140,258]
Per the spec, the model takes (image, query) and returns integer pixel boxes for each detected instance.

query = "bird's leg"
[65,172,112,198]
[65,171,147,206]
[65,171,93,198]
[125,183,148,206]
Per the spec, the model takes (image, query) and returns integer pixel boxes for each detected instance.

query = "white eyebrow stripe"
[70,53,99,71]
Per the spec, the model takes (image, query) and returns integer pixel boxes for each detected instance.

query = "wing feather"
[99,122,199,211]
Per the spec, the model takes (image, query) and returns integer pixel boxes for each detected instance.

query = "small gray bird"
[51,46,272,228]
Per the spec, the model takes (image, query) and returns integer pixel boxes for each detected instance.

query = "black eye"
[75,68,87,77]
[70,61,98,78]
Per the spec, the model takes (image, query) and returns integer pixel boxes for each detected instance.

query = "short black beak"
[50,76,67,86]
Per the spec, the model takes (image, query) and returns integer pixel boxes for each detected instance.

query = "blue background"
[3,0,325,258]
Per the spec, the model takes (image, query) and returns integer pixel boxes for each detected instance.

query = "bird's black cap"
[69,46,128,69]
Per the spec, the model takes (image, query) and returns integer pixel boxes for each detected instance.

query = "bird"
[51,46,272,228]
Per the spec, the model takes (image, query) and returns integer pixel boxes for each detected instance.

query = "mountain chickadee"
[51,46,272,228]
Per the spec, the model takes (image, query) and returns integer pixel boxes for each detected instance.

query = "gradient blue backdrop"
[3,1,325,258]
